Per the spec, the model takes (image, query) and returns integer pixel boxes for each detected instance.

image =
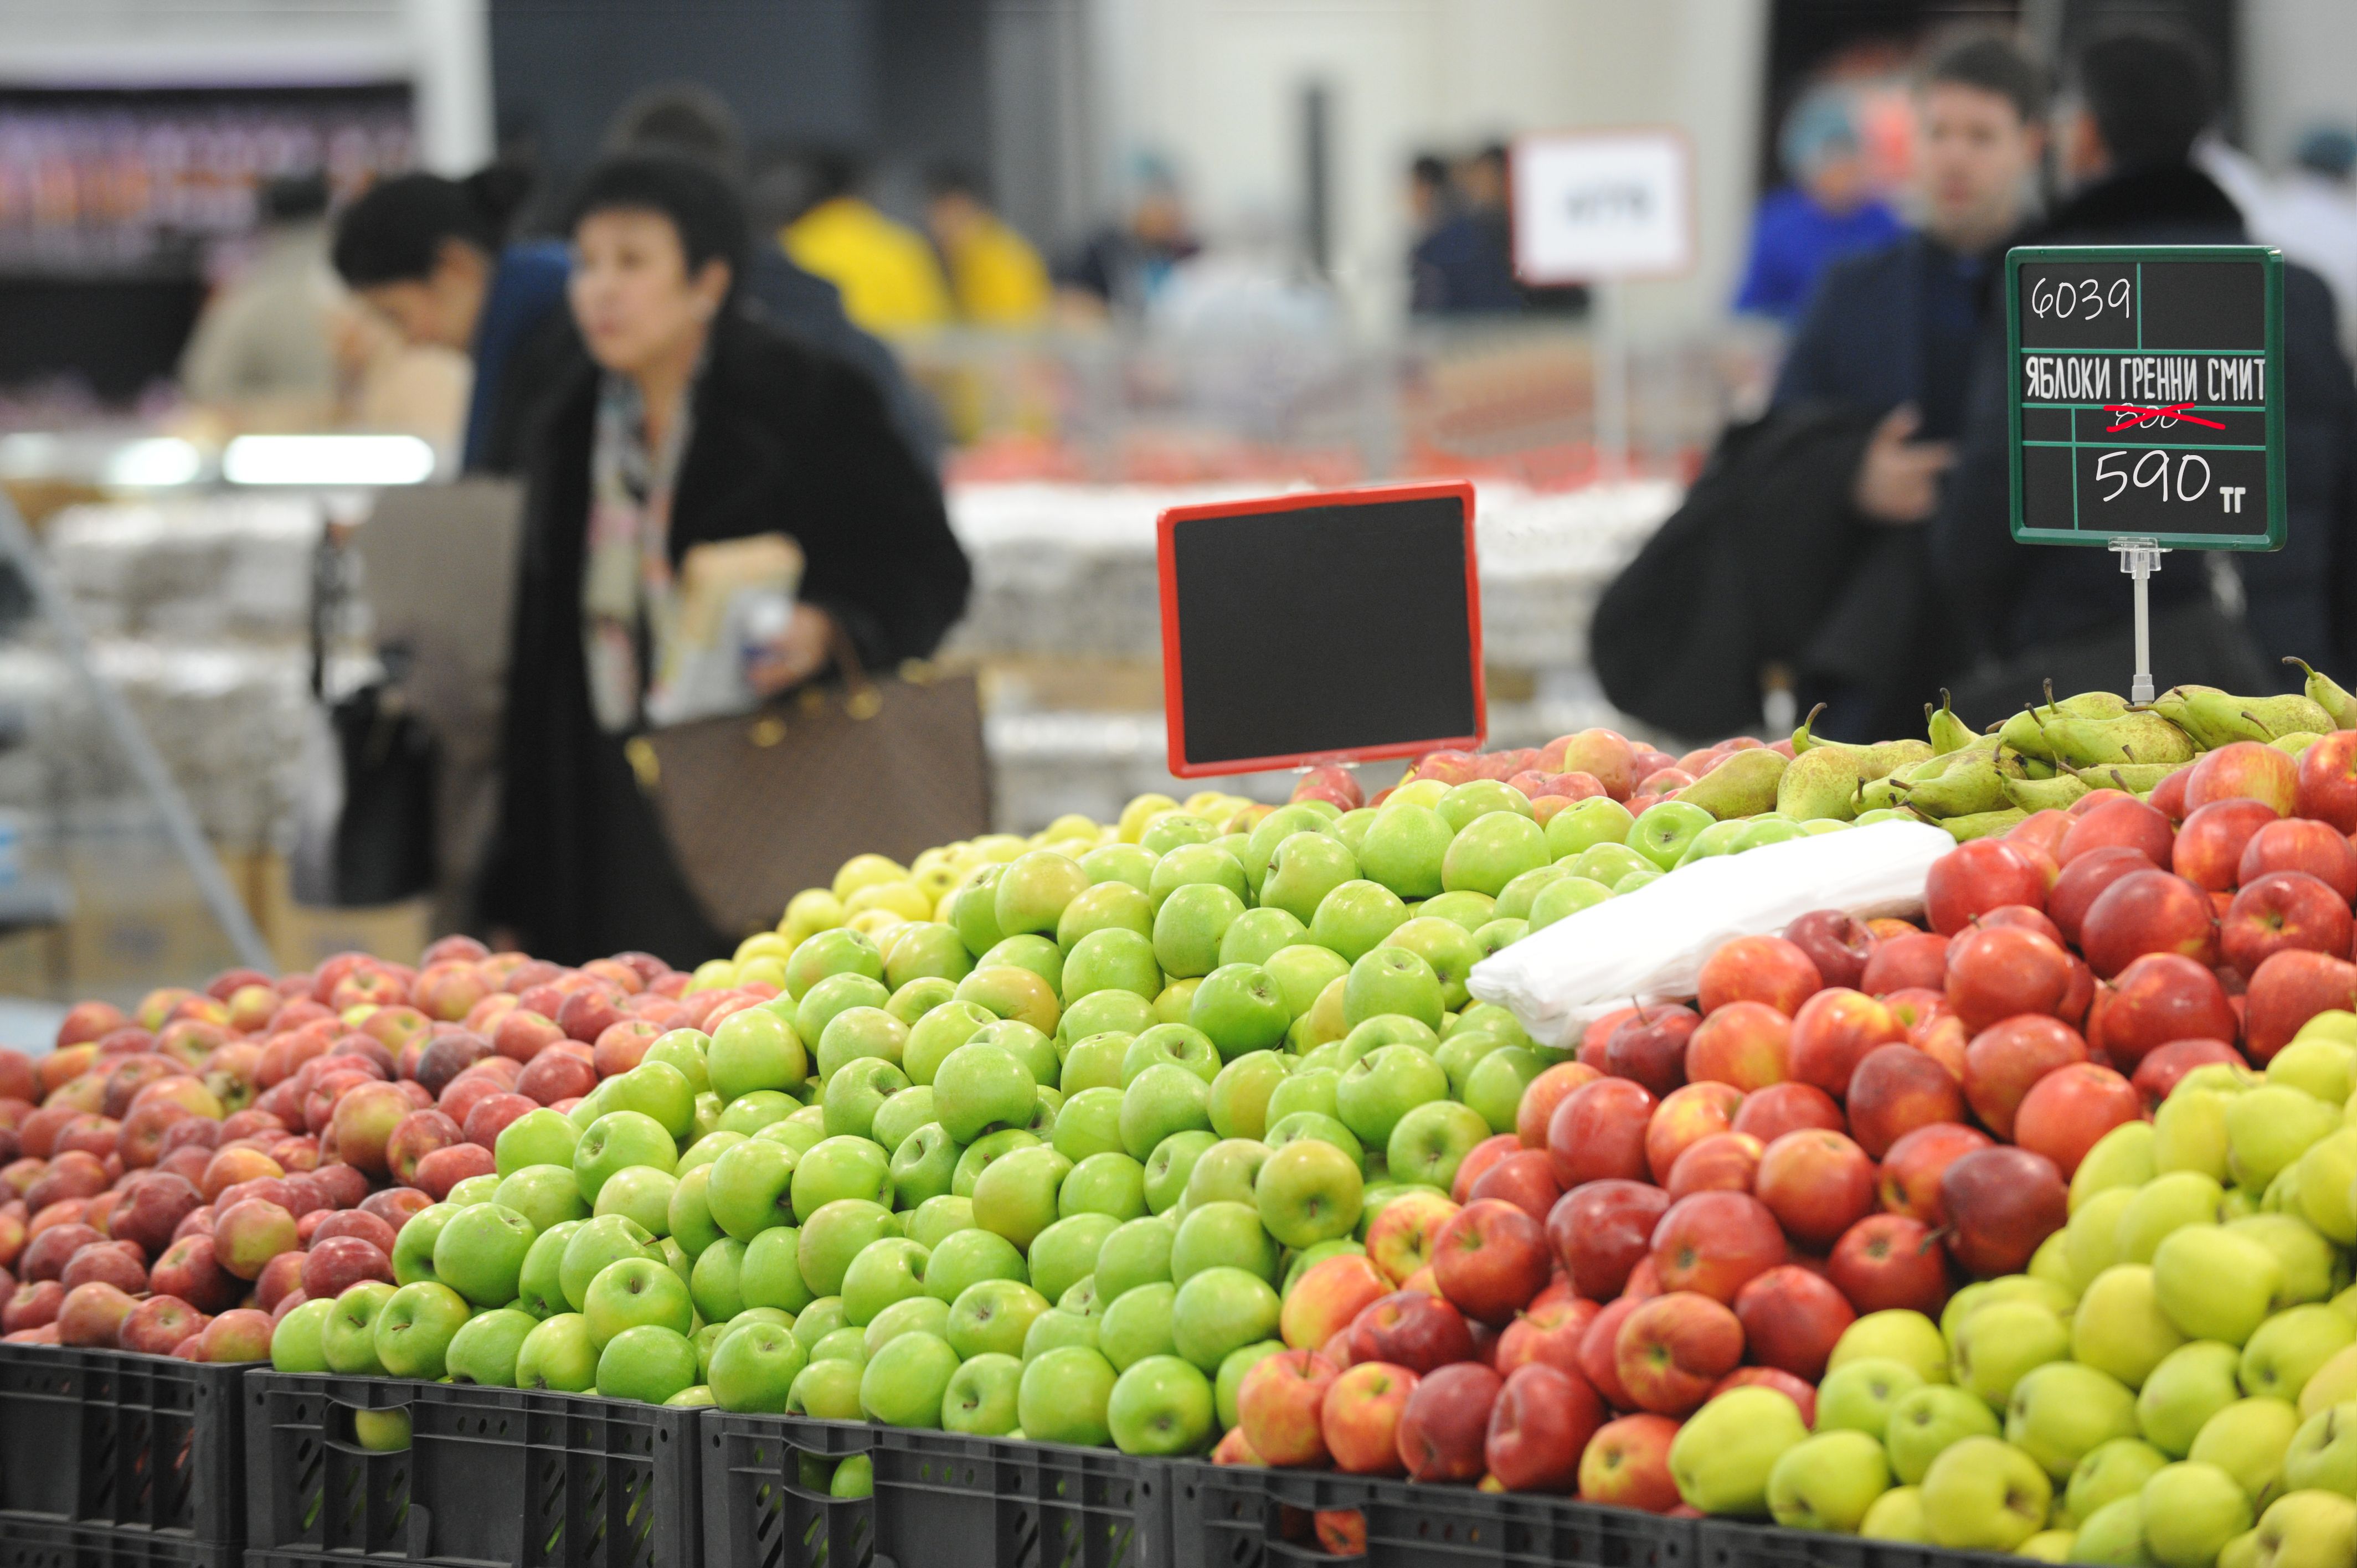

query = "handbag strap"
[825,613,883,721]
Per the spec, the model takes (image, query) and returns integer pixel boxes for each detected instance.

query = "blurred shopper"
[781,152,951,336]
[332,168,564,474]
[2258,128,2357,357]
[606,84,943,468]
[1761,38,2044,736]
[1736,86,1904,322]
[1408,149,1520,314]
[924,165,1051,327]
[1934,29,2357,703]
[479,155,969,964]
[179,174,343,422]
[1059,154,1200,316]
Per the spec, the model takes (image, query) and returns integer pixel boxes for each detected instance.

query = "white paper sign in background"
[1511,130,1694,283]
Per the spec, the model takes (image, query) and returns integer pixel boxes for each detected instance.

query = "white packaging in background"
[1466,819,1958,1049]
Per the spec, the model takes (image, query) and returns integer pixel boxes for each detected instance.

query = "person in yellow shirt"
[781,152,950,335]
[923,165,1050,327]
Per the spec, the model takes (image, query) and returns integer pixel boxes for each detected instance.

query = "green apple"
[1572,842,1653,885]
[1028,1214,1118,1305]
[1264,1065,1341,1127]
[2067,1187,2140,1286]
[2283,1401,2357,1493]
[821,1058,908,1143]
[1262,1111,1366,1177]
[1096,1215,1176,1302]
[1151,883,1246,980]
[573,1111,678,1205]
[2244,1307,2357,1401]
[514,1220,581,1318]
[2296,1128,2357,1244]
[1629,801,1713,870]
[840,1236,932,1326]
[1203,1054,1288,1145]
[907,1196,974,1252]
[788,1358,866,1420]
[438,1304,534,1388]
[2073,1121,2159,1210]
[948,1279,1051,1360]
[1188,964,1292,1060]
[791,1135,893,1219]
[1918,1436,2052,1551]
[950,865,1008,955]
[953,1128,1041,1196]
[709,1317,809,1413]
[677,1129,744,1176]
[596,1324,699,1405]
[979,935,1065,998]
[1260,835,1359,927]
[581,1255,693,1350]
[889,1124,960,1208]
[887,923,972,990]
[1169,1266,1280,1374]
[2229,1214,2338,1306]
[1121,1024,1220,1088]
[496,1108,581,1178]
[1767,1429,1891,1533]
[1544,796,1635,859]
[972,1144,1073,1250]
[1118,1064,1213,1162]
[1357,803,1452,900]
[495,1164,589,1237]
[1439,812,1546,900]
[708,1007,809,1102]
[860,1329,960,1428]
[1058,1033,1132,1096]
[738,1226,813,1316]
[967,1019,1059,1087]
[1308,880,1411,963]
[934,1041,1038,1143]
[1386,1098,1489,1191]
[1059,1151,1146,1220]
[2153,1091,2237,1184]
[1262,948,1351,1027]
[606,1059,696,1141]
[1886,1385,2003,1484]
[1528,876,1614,931]
[2189,1396,2301,1503]
[868,1086,936,1155]
[2068,1437,2173,1523]
[1217,910,1306,972]
[514,1312,600,1392]
[1180,1138,1269,1209]
[796,973,893,1053]
[372,1281,470,1379]
[1675,819,1751,866]
[809,1326,868,1366]
[2227,1086,2339,1192]
[717,1091,798,1138]
[689,1237,747,1321]
[1171,1200,1278,1285]
[2247,1488,2357,1568]
[1494,866,1570,924]
[432,1201,537,1308]
[1019,1345,1116,1445]
[796,1198,897,1298]
[1023,1306,1099,1359]
[1255,1139,1368,1256]
[1669,1386,1811,1515]
[704,1138,799,1240]
[2141,1461,2252,1568]
[2008,1360,2139,1480]
[785,925,884,997]
[447,1173,503,1208]
[793,1296,850,1350]
[1099,1280,1179,1370]
[2071,1495,2150,1564]
[1859,1486,1930,1543]
[1062,928,1161,1004]
[1057,881,1155,949]
[996,849,1088,937]
[1211,1340,1286,1430]
[2139,1340,2248,1457]
[1953,1299,2067,1405]
[1106,1354,1215,1456]
[941,1352,1024,1436]
[270,1297,335,1373]
[1341,950,1444,1034]
[390,1202,454,1287]
[2074,1265,2189,1389]
[903,1000,993,1086]
[1334,1044,1448,1148]
[1831,1310,1949,1384]
[863,1294,951,1356]
[1815,1356,1926,1441]
[593,1165,678,1239]
[557,1214,660,1313]
[2153,1226,2284,1344]
[643,1028,714,1093]
[1381,917,1483,1012]
[923,1227,1023,1303]
[1461,1048,1545,1136]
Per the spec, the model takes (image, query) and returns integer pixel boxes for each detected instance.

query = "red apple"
[1614,1291,1743,1416]
[2131,1039,2243,1108]
[148,1234,237,1313]
[1938,1146,2067,1277]
[1643,1082,1742,1185]
[1943,925,2073,1033]
[2175,797,2285,893]
[2185,740,2299,816]
[2296,733,2357,832]
[1451,1133,1522,1205]
[1466,1151,1563,1224]
[1347,1290,1475,1374]
[3,1279,62,1332]
[2080,870,2219,978]
[1398,1362,1502,1482]
[1495,1296,1599,1379]
[299,1235,393,1301]
[1516,1062,1599,1151]
[1697,937,1821,1017]
[1732,1263,1855,1381]
[1546,1078,1655,1189]
[2245,949,2357,1061]
[1237,1349,1340,1466]
[193,1307,273,1363]
[120,1294,208,1356]
[2011,1062,2142,1179]
[1578,1413,1684,1512]
[1649,1191,1784,1303]
[1322,1361,1419,1474]
[1926,839,2046,935]
[1434,1200,1553,1325]
[1485,1363,1605,1493]
[412,1141,498,1200]
[1828,1213,1949,1315]
[1603,1007,1697,1097]
[1282,1255,1391,1352]
[1683,1003,1790,1094]
[1782,910,1876,991]
[1546,1180,1669,1299]
[56,1281,137,1347]
[1878,1121,1993,1224]
[384,1109,462,1187]
[1577,1296,1644,1410]
[2241,818,2357,901]
[1730,1082,1845,1145]
[1579,1010,1639,1073]
[1665,1132,1764,1199]
[2059,796,2175,869]
[515,1048,598,1107]
[1365,1191,1461,1286]
[111,1170,200,1256]
[2086,953,2238,1069]
[60,1240,149,1296]
[1859,933,1952,996]
[1961,1014,2088,1139]
[2222,871,2354,980]
[461,1091,537,1151]
[1753,1128,1876,1249]
[1845,1043,1965,1159]
[1973,904,2065,946]
[1787,989,1906,1100]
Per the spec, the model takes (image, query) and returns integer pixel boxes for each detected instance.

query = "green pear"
[1775,744,1867,822]
[1680,749,1788,820]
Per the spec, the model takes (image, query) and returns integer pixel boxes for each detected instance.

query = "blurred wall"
[2242,0,2357,169]
[1092,0,1767,334]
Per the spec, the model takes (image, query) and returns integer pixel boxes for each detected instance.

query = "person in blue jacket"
[1736,85,1904,323]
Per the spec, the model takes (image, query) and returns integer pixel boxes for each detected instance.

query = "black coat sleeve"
[2241,266,2357,682]
[1929,318,2019,663]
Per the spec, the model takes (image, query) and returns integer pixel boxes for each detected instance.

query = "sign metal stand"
[2109,538,2168,704]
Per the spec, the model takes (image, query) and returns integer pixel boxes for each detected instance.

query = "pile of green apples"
[1665,1008,2357,1568]
[265,779,1569,1454]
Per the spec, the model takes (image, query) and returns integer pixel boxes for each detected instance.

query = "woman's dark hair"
[2070,28,2215,170]
[331,167,529,286]
[564,152,749,283]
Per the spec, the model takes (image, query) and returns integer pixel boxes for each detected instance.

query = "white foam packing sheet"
[1466,819,1959,1049]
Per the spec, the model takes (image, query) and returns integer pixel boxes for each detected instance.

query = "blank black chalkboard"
[1156,482,1485,775]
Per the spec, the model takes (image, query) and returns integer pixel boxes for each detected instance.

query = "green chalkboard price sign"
[2006,244,2286,551]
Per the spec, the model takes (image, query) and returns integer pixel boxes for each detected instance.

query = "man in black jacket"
[1933,30,2357,697]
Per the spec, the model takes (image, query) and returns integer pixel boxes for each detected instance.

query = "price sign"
[2007,244,2286,550]
[1510,130,1694,283]
[1157,482,1484,777]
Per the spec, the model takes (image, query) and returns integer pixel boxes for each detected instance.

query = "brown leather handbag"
[624,647,990,941]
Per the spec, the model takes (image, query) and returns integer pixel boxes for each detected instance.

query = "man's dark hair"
[1922,35,2042,125]
[807,148,863,204]
[332,169,523,286]
[1411,154,1450,192]
[564,153,749,283]
[605,81,747,182]
[2071,28,2216,169]
[925,162,988,203]
[1474,143,1509,174]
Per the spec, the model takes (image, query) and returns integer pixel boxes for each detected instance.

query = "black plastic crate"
[702,1419,1169,1568]
[700,1415,878,1568]
[1697,1520,2020,1568]
[1171,1462,1697,1568]
[0,1343,245,1547]
[0,1519,236,1568]
[241,1373,699,1568]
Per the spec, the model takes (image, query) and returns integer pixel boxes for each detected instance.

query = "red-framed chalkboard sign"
[1155,481,1485,778]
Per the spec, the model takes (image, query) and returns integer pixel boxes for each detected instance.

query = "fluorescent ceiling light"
[223,435,435,487]
[102,438,203,488]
